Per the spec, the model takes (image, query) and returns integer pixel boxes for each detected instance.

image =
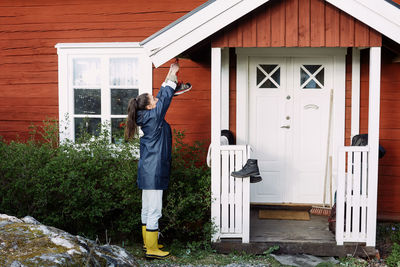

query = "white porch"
[210,47,381,248]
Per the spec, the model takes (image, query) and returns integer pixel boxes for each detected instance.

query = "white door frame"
[236,47,347,205]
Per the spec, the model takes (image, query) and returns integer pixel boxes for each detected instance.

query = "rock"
[0,214,138,266]
[271,254,339,267]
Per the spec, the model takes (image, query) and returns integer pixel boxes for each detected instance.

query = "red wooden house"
[1,0,400,256]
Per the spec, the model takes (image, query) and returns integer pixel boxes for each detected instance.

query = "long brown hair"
[124,93,150,140]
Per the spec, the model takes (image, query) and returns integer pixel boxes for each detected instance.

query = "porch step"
[212,240,378,258]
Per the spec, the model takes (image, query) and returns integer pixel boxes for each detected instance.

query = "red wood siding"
[212,0,382,48]
[0,0,209,145]
[344,48,400,221]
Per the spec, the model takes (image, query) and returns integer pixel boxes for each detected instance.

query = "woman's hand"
[169,62,179,75]
[165,62,179,83]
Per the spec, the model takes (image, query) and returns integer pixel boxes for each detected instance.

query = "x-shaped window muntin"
[256,64,280,88]
[300,65,324,89]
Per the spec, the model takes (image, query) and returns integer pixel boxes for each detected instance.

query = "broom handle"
[323,89,334,208]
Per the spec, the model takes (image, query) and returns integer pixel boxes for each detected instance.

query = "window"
[300,64,324,89]
[256,64,281,89]
[56,43,152,143]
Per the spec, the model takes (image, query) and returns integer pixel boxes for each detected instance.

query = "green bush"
[387,243,400,267]
[162,130,212,245]
[0,121,211,246]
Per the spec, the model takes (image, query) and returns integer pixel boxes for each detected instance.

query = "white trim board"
[140,0,399,67]
[141,0,271,67]
[327,0,400,44]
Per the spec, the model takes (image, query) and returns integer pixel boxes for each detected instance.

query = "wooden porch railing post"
[336,148,345,245]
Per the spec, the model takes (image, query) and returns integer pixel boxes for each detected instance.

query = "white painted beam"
[221,48,230,130]
[236,52,249,145]
[332,53,346,202]
[367,47,381,247]
[351,48,361,141]
[211,48,222,242]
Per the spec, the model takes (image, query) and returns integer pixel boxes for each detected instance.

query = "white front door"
[249,56,333,204]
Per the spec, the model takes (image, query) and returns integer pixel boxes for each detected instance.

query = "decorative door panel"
[249,58,287,203]
[292,58,332,203]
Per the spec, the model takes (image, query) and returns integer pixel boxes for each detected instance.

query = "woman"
[125,63,179,259]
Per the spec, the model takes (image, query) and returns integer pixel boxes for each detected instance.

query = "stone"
[0,214,138,266]
[271,254,339,267]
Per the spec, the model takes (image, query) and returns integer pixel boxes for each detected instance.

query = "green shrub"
[387,243,400,267]
[0,121,211,246]
[162,130,212,246]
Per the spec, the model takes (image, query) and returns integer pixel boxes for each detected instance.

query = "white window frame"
[55,43,152,143]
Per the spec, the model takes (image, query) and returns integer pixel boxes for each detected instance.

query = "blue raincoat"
[136,82,175,190]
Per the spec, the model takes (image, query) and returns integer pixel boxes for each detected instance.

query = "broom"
[310,89,333,216]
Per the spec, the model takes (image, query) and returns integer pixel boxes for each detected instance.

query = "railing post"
[336,148,345,245]
[242,146,250,243]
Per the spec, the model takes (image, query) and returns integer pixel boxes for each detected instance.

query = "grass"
[118,221,400,266]
[124,242,287,266]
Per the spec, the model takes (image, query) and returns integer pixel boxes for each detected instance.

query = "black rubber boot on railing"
[250,175,262,183]
[231,159,260,178]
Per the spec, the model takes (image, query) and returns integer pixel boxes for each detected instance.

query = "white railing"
[213,145,250,242]
[336,146,369,244]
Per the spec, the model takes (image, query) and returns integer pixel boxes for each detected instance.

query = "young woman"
[125,63,179,259]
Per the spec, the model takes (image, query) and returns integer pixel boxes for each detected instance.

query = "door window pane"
[110,58,138,87]
[74,89,101,115]
[111,89,139,115]
[300,65,324,89]
[111,118,126,144]
[257,64,280,89]
[73,58,101,86]
[74,118,101,140]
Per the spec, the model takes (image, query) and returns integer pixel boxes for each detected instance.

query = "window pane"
[74,118,101,140]
[110,58,138,87]
[111,89,139,115]
[315,68,324,86]
[73,58,101,86]
[257,67,266,85]
[262,64,278,73]
[300,68,310,86]
[74,89,101,115]
[260,79,277,88]
[111,118,126,144]
[271,70,280,85]
[304,65,321,74]
[257,64,280,89]
[304,80,321,89]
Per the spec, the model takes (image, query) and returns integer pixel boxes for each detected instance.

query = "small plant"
[263,245,279,255]
[338,256,368,267]
[387,243,400,267]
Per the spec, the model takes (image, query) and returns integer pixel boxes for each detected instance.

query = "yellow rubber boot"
[145,230,170,259]
[142,225,163,251]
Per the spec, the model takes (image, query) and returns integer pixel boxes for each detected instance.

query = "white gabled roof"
[327,0,400,43]
[140,0,400,68]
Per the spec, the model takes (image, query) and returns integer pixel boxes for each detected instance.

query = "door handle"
[280,125,290,129]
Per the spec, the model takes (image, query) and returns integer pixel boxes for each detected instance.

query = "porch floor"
[250,208,335,243]
[213,207,377,257]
